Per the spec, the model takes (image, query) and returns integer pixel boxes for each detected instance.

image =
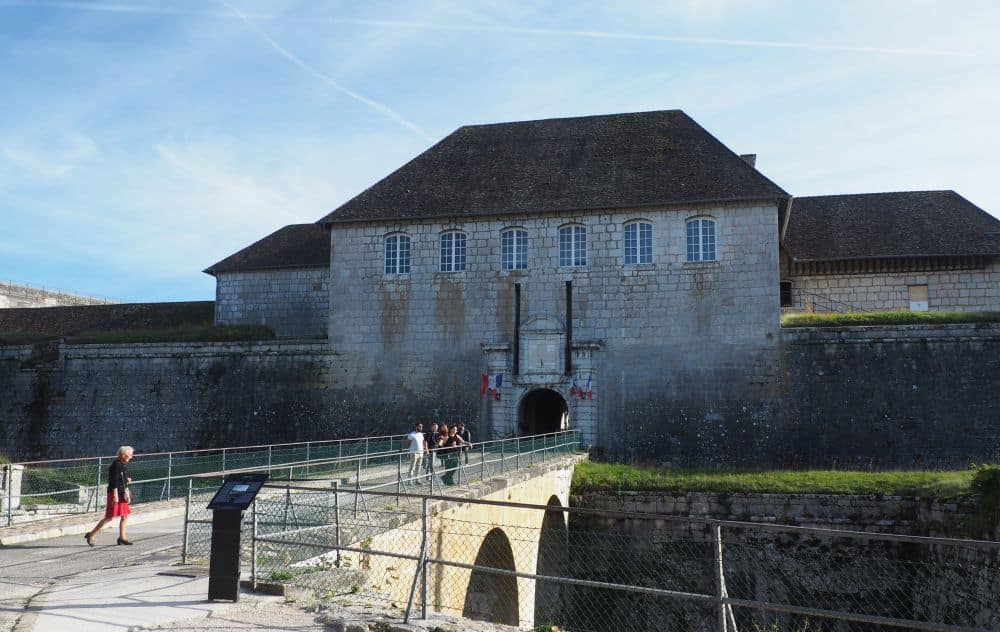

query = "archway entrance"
[518,389,569,436]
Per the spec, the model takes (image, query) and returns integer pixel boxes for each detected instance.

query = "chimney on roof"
[739,154,757,168]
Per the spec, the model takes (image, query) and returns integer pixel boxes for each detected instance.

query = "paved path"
[1,515,186,631]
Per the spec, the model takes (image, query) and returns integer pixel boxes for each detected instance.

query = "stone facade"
[0,281,114,309]
[785,257,1000,312]
[214,268,328,339]
[329,202,781,453]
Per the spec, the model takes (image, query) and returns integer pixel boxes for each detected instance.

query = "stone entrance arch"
[463,528,518,626]
[518,389,569,436]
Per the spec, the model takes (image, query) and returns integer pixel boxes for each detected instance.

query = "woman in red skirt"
[85,445,134,545]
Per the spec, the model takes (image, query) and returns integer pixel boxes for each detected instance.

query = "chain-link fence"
[181,431,581,565]
[2,434,407,526]
[244,485,1000,632]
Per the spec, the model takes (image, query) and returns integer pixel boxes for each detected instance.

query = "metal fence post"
[481,444,486,481]
[516,437,521,469]
[251,498,258,591]
[354,460,361,518]
[267,446,272,473]
[166,453,173,500]
[284,475,291,531]
[713,523,728,632]
[500,442,505,473]
[221,448,227,474]
[396,453,402,504]
[333,481,342,568]
[4,466,11,527]
[305,442,311,477]
[96,457,103,511]
[364,437,370,467]
[181,479,192,564]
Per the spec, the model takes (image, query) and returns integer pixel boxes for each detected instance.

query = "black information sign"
[207,472,269,602]
[207,472,268,511]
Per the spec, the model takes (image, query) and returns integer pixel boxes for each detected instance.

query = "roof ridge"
[796,190,956,200]
[454,109,688,130]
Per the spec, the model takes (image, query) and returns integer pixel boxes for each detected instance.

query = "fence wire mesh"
[2,434,408,526]
[243,483,999,632]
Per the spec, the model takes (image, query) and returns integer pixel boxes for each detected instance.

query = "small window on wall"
[686,218,716,262]
[908,284,929,312]
[624,221,653,264]
[440,231,467,272]
[559,225,587,267]
[384,234,411,274]
[780,281,793,307]
[501,228,528,270]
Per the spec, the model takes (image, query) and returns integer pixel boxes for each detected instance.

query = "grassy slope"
[781,310,1000,328]
[572,461,978,497]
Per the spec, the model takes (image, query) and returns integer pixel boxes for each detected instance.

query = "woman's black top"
[107,459,129,496]
[441,435,464,454]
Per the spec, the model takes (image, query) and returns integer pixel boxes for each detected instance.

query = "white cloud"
[0,131,98,180]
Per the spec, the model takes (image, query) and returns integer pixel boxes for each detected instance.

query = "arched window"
[500,228,528,270]
[558,225,587,267]
[384,234,411,274]
[624,221,653,264]
[686,218,716,262]
[439,231,467,272]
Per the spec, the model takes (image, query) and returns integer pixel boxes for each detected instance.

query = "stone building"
[205,109,1000,454]
[782,191,1000,312]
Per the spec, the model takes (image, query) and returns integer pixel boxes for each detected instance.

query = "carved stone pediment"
[520,314,564,375]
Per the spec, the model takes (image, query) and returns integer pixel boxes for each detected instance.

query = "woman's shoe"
[117,537,133,545]
[84,532,94,546]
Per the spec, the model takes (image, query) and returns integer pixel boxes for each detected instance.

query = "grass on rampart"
[781,310,1000,328]
[572,461,985,498]
[0,332,60,345]
[64,324,276,344]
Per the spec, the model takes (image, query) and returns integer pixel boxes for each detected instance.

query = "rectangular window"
[384,235,410,274]
[686,219,716,262]
[501,229,528,270]
[440,232,467,272]
[908,284,929,312]
[624,222,653,264]
[559,225,586,267]
[780,281,793,307]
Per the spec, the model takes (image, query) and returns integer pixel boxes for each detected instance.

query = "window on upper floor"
[500,228,528,270]
[686,218,716,262]
[559,225,587,267]
[624,221,653,265]
[384,234,411,274]
[439,231,467,272]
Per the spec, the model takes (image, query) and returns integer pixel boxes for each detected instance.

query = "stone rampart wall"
[0,324,998,466]
[0,282,114,308]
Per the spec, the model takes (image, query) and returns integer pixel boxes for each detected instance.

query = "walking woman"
[85,445,135,545]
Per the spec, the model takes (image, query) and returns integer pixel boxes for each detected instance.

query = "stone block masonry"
[0,324,998,465]
[214,268,328,339]
[0,281,115,308]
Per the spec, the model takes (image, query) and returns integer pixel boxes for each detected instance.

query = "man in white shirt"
[405,423,425,481]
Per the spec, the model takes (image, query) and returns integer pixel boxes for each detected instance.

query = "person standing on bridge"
[423,422,439,480]
[405,422,425,482]
[84,445,134,546]
[457,422,473,465]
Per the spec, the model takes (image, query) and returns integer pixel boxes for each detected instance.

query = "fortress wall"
[0,324,998,465]
[0,282,114,308]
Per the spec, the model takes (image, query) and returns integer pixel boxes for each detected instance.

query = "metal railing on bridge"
[180,430,581,564]
[2,433,410,527]
[245,486,1000,632]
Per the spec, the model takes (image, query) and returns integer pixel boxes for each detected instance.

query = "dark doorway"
[518,389,569,436]
[463,528,519,626]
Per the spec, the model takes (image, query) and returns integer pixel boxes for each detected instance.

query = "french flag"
[491,373,504,399]
[586,374,593,399]
[569,378,579,397]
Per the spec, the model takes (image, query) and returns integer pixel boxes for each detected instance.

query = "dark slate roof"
[204,224,329,275]
[784,191,1000,261]
[319,110,789,224]
[0,301,214,336]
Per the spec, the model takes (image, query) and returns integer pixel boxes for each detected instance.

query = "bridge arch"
[518,388,569,436]
[463,527,518,626]
[535,495,569,626]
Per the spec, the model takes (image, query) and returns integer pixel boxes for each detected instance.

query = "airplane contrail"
[2,0,977,58]
[218,1,433,141]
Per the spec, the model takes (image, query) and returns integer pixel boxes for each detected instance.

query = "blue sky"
[1,0,998,302]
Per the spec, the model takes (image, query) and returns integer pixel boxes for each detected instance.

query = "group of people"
[405,421,473,485]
